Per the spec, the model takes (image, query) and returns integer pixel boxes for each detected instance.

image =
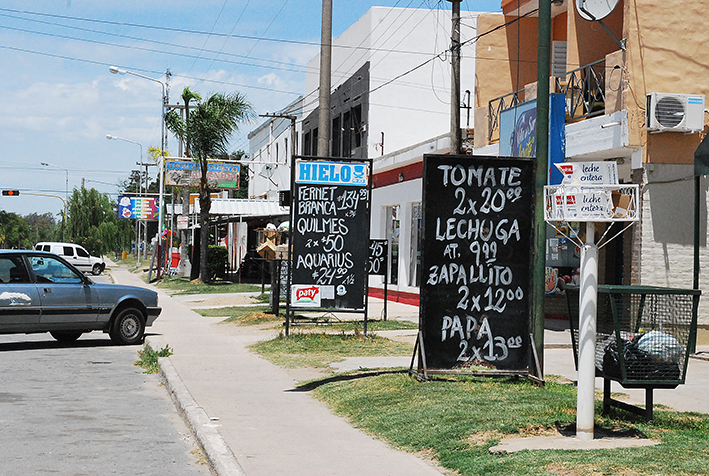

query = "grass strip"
[309,372,709,475]
[250,332,412,369]
[153,276,263,295]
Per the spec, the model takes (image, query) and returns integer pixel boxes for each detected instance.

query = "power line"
[0,7,442,56]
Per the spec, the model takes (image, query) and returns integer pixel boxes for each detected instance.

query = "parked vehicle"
[0,250,161,344]
[34,242,105,275]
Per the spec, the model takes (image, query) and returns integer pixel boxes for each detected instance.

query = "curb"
[157,356,247,476]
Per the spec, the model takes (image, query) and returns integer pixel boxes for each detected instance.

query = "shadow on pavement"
[290,369,408,392]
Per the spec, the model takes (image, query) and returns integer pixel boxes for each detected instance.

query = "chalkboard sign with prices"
[290,158,372,310]
[368,239,388,276]
[419,155,535,372]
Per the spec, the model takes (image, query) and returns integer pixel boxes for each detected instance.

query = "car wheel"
[109,308,146,345]
[50,331,83,342]
[92,263,103,275]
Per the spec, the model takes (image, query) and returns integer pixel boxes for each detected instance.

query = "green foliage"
[250,332,412,369]
[135,344,173,374]
[0,210,32,249]
[311,373,709,475]
[65,187,132,255]
[207,245,228,279]
[153,276,262,294]
[165,89,254,282]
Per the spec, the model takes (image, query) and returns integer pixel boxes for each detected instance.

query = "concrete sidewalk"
[111,267,445,476]
[110,266,709,474]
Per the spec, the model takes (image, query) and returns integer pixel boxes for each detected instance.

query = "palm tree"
[165,91,254,282]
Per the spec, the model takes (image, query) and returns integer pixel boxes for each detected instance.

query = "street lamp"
[109,66,168,245]
[107,133,145,264]
[40,162,69,225]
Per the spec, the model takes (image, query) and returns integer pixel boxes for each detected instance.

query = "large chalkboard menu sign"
[419,155,535,372]
[290,157,372,310]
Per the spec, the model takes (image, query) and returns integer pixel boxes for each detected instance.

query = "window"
[352,105,362,150]
[312,128,318,156]
[332,116,341,157]
[76,247,89,258]
[342,111,351,158]
[303,131,311,157]
[409,203,422,287]
[30,256,83,284]
[0,256,31,284]
[63,246,74,257]
[386,205,400,285]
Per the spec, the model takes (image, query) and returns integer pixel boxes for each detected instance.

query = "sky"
[0,0,501,219]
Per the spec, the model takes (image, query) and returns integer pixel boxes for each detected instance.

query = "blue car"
[0,250,161,345]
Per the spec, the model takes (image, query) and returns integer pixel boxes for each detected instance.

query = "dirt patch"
[186,294,257,307]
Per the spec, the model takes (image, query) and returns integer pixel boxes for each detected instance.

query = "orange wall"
[624,0,708,164]
[475,13,538,109]
[567,0,624,71]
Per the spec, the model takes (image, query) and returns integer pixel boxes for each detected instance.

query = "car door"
[73,246,93,273]
[29,255,99,324]
[0,255,41,328]
[61,245,87,273]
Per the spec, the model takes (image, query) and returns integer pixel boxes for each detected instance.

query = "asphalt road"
[0,273,211,476]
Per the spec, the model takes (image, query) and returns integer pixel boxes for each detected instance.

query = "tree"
[66,187,132,256]
[0,211,32,249]
[24,212,57,244]
[165,91,254,282]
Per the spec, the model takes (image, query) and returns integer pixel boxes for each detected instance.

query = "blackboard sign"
[368,239,388,276]
[290,157,371,310]
[419,155,535,371]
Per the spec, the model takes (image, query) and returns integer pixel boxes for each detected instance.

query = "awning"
[194,198,289,218]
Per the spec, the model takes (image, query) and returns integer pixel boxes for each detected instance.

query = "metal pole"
[577,221,597,440]
[532,0,552,375]
[317,0,332,157]
[448,0,462,155]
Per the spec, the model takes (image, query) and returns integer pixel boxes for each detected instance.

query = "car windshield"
[30,256,83,284]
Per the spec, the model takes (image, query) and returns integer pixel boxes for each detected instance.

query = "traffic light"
[2,190,20,196]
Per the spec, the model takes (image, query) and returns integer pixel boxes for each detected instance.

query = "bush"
[207,245,228,279]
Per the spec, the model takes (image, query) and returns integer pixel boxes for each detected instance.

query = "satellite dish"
[575,0,619,21]
[259,164,276,179]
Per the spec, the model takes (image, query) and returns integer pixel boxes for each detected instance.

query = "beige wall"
[624,0,708,164]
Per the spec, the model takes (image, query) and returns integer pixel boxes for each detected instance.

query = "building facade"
[473,0,709,323]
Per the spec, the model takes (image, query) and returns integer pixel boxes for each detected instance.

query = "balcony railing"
[488,88,524,143]
[555,58,606,121]
[486,58,606,143]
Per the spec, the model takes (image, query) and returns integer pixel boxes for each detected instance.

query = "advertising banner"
[118,196,158,220]
[165,159,240,189]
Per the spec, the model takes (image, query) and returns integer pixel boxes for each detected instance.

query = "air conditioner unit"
[646,93,705,132]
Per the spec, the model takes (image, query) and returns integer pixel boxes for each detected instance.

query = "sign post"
[544,161,639,440]
[416,155,536,375]
[286,156,372,335]
[368,239,389,320]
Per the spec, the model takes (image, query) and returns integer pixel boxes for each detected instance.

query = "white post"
[577,221,597,440]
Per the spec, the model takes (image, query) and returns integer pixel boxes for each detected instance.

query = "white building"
[247,6,483,303]
[247,96,304,200]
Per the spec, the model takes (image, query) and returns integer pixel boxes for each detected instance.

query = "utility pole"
[317,0,332,157]
[533,0,552,376]
[448,0,462,155]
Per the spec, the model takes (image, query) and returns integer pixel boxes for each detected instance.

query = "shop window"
[409,203,422,287]
[386,205,400,285]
